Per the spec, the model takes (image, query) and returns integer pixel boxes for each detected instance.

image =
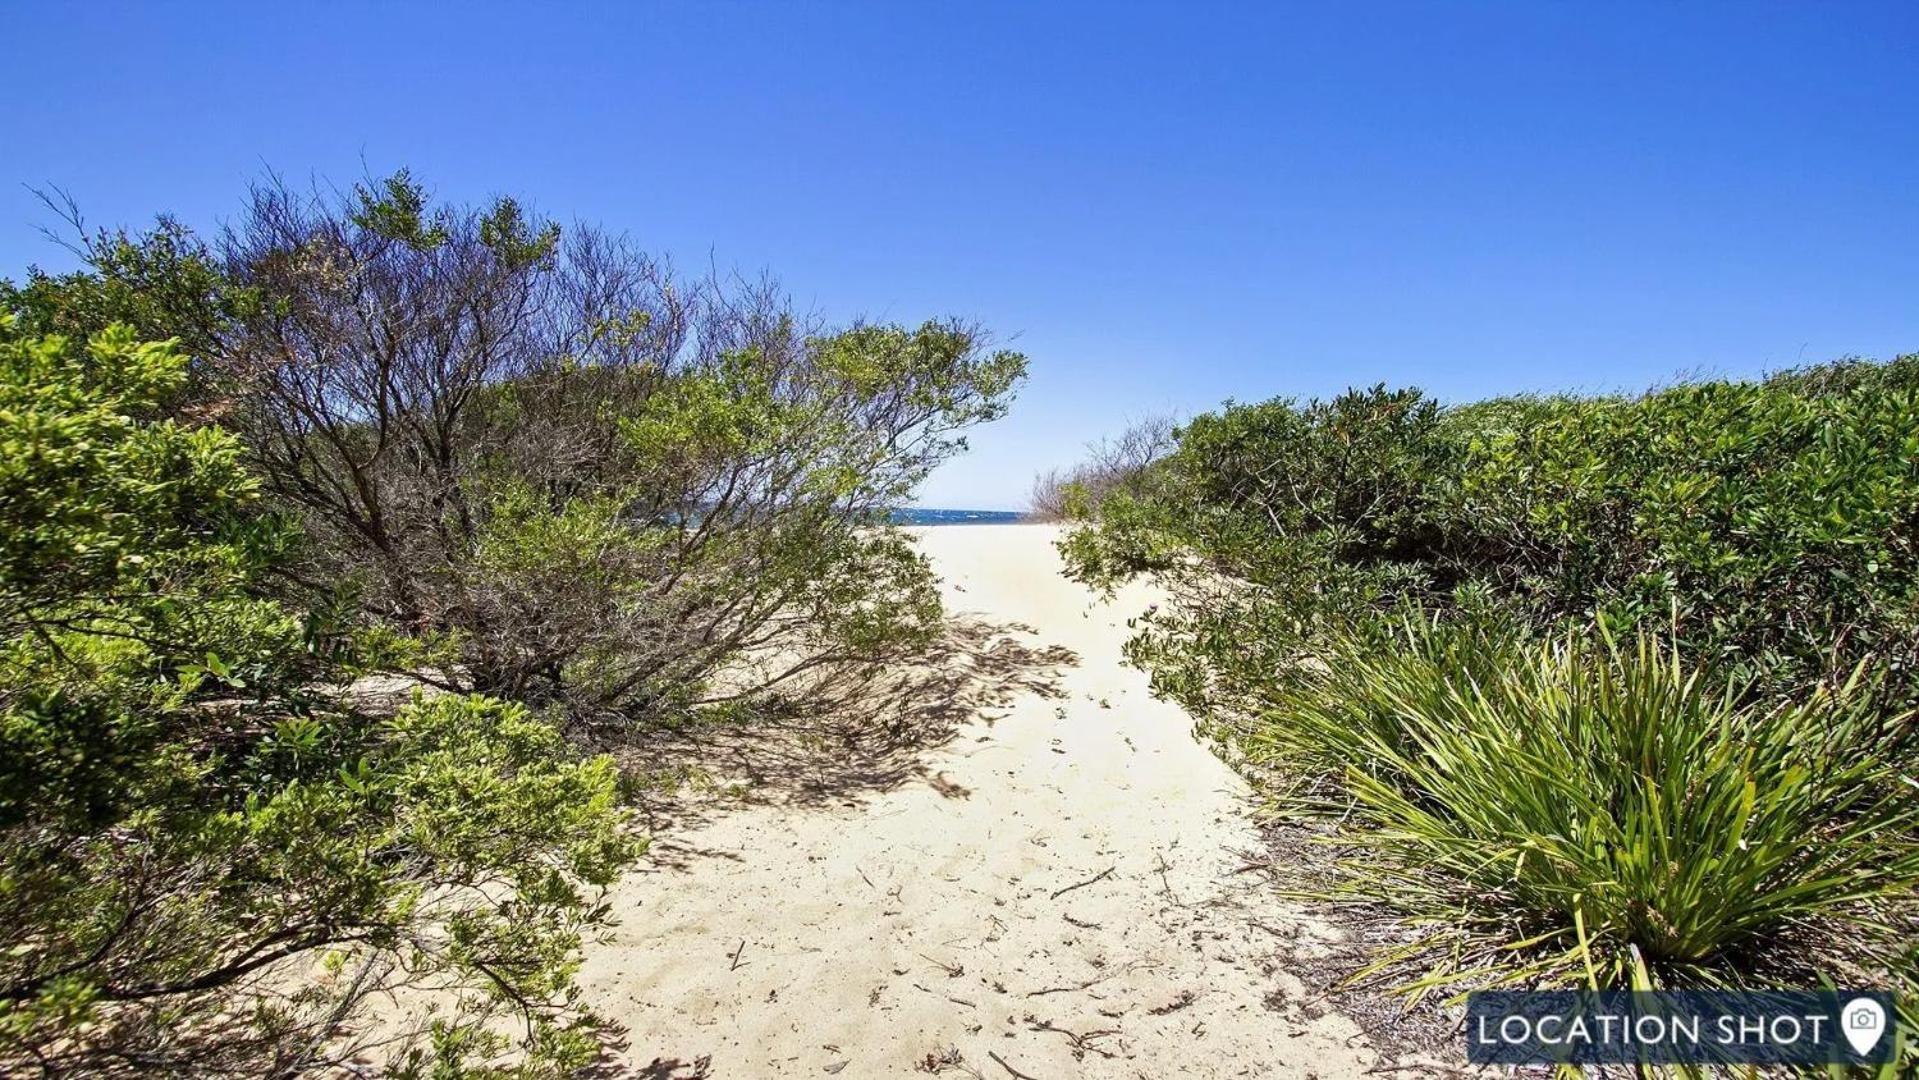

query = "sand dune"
[580,524,1408,1077]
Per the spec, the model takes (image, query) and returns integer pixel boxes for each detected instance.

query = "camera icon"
[1839,997,1886,1056]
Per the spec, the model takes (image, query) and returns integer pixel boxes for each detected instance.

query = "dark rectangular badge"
[1465,990,1899,1066]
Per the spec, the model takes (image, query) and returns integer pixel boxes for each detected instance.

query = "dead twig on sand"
[729,939,746,970]
[987,1050,1040,1080]
[1023,1014,1119,1059]
[910,980,977,1010]
[917,952,964,977]
[1148,989,1197,1015]
[1023,973,1112,998]
[1049,865,1115,900]
[916,1047,978,1076]
[1152,851,1176,900]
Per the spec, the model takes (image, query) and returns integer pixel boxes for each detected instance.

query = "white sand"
[580,524,1409,1077]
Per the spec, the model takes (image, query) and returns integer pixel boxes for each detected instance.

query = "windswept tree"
[213,173,1027,715]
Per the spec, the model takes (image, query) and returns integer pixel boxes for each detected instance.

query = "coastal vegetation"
[7,167,1913,1075]
[1057,367,1919,1045]
[0,174,1024,1074]
[1028,413,1175,521]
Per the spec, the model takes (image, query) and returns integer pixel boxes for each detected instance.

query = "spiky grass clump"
[1250,620,1919,999]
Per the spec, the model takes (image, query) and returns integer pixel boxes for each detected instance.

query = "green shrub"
[0,319,639,1075]
[1029,413,1175,520]
[1059,385,1465,721]
[1061,359,1919,1012]
[1066,362,1919,717]
[1257,619,1919,998]
[203,173,1025,717]
[1460,373,1919,700]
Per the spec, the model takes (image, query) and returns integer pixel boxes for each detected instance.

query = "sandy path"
[580,524,1399,1078]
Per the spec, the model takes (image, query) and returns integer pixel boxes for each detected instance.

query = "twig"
[1024,973,1110,997]
[1148,989,1197,1015]
[729,939,746,970]
[918,951,964,977]
[1049,865,1115,900]
[1023,1015,1119,1059]
[987,1050,1040,1080]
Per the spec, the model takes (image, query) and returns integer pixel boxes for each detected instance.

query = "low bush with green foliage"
[0,317,639,1075]
[1028,412,1176,520]
[1459,366,1919,699]
[1061,384,1476,723]
[1061,364,1919,1019]
[1065,368,1919,715]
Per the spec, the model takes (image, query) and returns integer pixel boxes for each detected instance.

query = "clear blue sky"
[5,3,1915,509]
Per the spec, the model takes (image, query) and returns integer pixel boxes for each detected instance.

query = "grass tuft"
[1248,617,1919,999]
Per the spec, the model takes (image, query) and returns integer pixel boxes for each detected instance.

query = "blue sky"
[5,2,1915,508]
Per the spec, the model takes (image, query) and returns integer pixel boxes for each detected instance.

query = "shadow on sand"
[565,616,1079,1073]
[604,614,1078,858]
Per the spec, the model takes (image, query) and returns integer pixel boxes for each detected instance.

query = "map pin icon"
[1840,997,1885,1057]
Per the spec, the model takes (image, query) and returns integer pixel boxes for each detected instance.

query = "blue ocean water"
[890,508,1028,525]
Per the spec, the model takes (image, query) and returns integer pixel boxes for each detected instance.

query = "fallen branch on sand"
[988,1050,1041,1080]
[1023,973,1112,998]
[1049,865,1116,899]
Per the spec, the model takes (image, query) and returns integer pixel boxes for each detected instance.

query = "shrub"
[206,173,1025,717]
[1459,372,1919,700]
[1059,385,1461,719]
[1029,413,1175,520]
[0,318,638,1075]
[1061,361,1919,1010]
[1,203,244,419]
[1065,365,1919,715]
[1257,619,1919,998]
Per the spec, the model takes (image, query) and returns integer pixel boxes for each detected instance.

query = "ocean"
[890,508,1028,525]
